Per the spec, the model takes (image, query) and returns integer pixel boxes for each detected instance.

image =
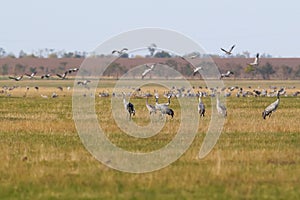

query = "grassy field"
[0,79,299,199]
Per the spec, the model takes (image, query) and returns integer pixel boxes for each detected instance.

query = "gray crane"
[154,95,173,119]
[262,89,283,119]
[146,96,156,115]
[122,92,135,120]
[216,93,227,117]
[198,92,205,117]
[154,95,171,110]
[161,107,174,118]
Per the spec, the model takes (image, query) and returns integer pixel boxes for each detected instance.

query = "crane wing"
[264,99,279,113]
[229,45,235,52]
[220,48,228,53]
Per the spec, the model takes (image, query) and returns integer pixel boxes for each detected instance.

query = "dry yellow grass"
[0,79,299,199]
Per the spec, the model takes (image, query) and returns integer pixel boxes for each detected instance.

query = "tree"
[7,53,16,58]
[0,48,6,57]
[154,51,171,58]
[29,67,37,73]
[104,63,127,78]
[48,53,58,58]
[244,65,255,73]
[182,64,194,77]
[148,43,157,57]
[242,51,250,58]
[281,65,293,79]
[244,65,256,79]
[39,66,45,73]
[120,53,129,58]
[59,62,68,72]
[230,64,243,77]
[1,64,9,75]
[63,52,74,58]
[14,64,26,75]
[257,62,275,79]
[295,65,300,78]
[74,51,83,58]
[165,59,178,71]
[19,50,27,58]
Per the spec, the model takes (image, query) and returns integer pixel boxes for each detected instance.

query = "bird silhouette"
[9,75,23,81]
[220,71,234,79]
[220,45,235,55]
[56,71,68,79]
[41,73,51,79]
[248,53,260,66]
[112,48,128,55]
[25,72,37,79]
[142,64,155,79]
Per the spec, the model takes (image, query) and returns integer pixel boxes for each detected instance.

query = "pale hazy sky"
[1,0,300,57]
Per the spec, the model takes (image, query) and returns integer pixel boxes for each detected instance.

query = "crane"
[216,94,227,117]
[142,64,155,79]
[122,92,135,120]
[220,44,235,55]
[262,89,283,119]
[146,96,156,115]
[112,48,128,55]
[220,71,234,79]
[198,92,205,117]
[248,53,260,66]
[9,75,23,81]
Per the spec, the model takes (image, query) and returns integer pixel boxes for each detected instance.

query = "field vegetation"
[0,79,299,199]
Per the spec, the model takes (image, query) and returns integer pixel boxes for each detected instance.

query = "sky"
[1,0,300,57]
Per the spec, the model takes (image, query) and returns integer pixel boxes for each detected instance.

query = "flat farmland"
[0,79,299,199]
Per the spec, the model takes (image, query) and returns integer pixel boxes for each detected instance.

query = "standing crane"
[146,96,156,115]
[161,107,174,118]
[122,92,135,120]
[154,95,173,119]
[216,93,227,117]
[198,92,205,117]
[154,95,171,109]
[262,89,283,119]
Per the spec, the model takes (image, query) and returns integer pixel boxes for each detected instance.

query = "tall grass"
[0,79,299,199]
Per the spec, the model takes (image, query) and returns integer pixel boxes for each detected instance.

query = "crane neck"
[277,92,280,99]
[198,96,202,103]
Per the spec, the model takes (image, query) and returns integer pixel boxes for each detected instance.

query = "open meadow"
[0,79,299,199]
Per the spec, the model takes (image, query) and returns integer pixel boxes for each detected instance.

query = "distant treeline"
[0,57,300,80]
